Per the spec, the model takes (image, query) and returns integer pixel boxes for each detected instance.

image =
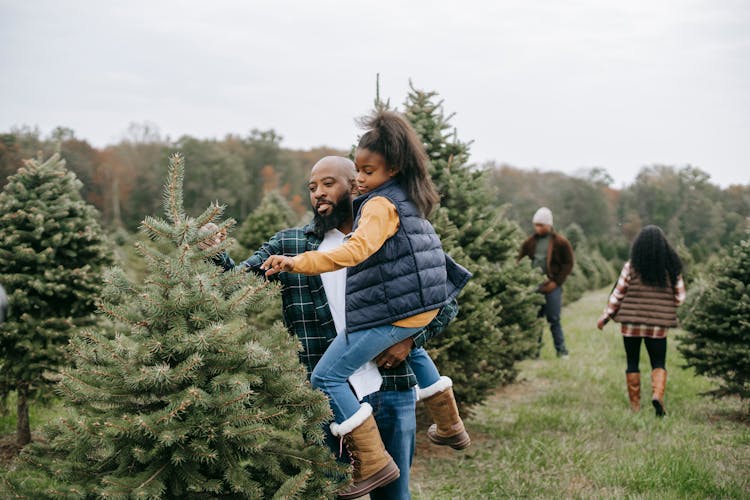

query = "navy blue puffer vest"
[345,180,454,332]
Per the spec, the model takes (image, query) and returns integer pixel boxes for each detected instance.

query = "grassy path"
[410,288,750,499]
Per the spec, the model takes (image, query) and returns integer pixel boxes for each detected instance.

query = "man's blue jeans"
[325,388,417,500]
[366,389,416,500]
[541,286,568,355]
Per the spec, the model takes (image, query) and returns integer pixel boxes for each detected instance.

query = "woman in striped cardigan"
[597,225,686,417]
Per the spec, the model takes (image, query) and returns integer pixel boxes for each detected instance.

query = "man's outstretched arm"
[204,225,285,278]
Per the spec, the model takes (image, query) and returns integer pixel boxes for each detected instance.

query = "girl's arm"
[261,197,399,276]
[597,261,631,328]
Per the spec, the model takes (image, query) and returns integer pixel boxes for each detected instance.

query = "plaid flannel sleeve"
[212,252,235,271]
[602,261,630,324]
[379,299,460,392]
[235,232,285,277]
[211,232,285,276]
[411,298,459,349]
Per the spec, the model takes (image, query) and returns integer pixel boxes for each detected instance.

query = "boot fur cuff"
[418,376,453,400]
[329,402,373,436]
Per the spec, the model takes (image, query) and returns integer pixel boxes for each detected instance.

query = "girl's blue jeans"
[311,324,441,423]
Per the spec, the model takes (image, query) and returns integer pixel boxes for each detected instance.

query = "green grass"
[2,288,748,496]
[411,288,750,499]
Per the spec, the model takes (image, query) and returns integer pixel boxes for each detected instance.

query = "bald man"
[212,156,457,500]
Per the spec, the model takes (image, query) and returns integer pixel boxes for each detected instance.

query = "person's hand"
[538,280,558,294]
[260,255,295,276]
[198,223,227,250]
[596,316,607,330]
[375,337,414,370]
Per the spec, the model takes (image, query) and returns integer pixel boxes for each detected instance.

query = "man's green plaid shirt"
[218,223,457,392]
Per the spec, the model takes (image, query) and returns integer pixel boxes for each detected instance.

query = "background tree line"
[486,162,750,265]
[2,109,748,331]
[3,125,746,268]
[0,124,337,233]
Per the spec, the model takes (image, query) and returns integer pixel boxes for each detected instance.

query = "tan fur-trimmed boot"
[626,372,641,412]
[330,403,400,499]
[420,376,471,450]
[651,368,667,417]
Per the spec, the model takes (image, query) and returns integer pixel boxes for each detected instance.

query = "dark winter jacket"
[346,180,471,332]
[518,231,575,286]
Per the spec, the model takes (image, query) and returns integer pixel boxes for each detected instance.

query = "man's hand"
[198,223,227,250]
[538,280,558,294]
[375,337,414,370]
[261,255,295,276]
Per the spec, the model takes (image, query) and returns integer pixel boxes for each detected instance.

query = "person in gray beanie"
[518,207,575,358]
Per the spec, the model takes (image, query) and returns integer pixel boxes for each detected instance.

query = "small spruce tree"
[0,153,112,446]
[403,83,543,410]
[3,154,344,498]
[563,223,617,302]
[679,231,750,405]
[236,190,299,253]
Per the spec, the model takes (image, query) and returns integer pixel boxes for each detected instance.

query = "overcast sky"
[1,0,748,187]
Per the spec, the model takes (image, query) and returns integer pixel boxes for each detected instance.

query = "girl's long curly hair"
[630,225,683,288]
[356,109,440,217]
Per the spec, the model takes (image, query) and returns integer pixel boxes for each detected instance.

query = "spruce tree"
[679,232,750,404]
[3,154,344,498]
[403,83,543,410]
[0,153,112,446]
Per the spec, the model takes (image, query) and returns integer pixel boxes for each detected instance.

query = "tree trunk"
[16,382,31,447]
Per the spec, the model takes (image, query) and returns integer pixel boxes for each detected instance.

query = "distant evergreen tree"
[679,232,750,404]
[3,154,344,498]
[236,190,299,252]
[563,223,617,302]
[0,153,112,446]
[403,83,543,411]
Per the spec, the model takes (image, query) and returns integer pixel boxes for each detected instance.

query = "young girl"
[262,110,471,497]
[597,225,686,417]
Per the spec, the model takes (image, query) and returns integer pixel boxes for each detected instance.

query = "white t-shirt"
[318,229,382,400]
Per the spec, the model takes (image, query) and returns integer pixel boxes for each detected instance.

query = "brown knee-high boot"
[420,376,471,450]
[626,372,641,411]
[651,368,667,417]
[330,403,400,499]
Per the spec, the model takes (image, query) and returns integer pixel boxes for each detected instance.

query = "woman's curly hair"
[630,225,683,288]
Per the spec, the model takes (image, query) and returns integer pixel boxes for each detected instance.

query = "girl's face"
[354,148,398,195]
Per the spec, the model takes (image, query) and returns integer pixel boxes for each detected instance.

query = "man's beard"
[311,192,353,239]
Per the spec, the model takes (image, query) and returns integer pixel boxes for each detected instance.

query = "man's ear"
[349,178,358,195]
